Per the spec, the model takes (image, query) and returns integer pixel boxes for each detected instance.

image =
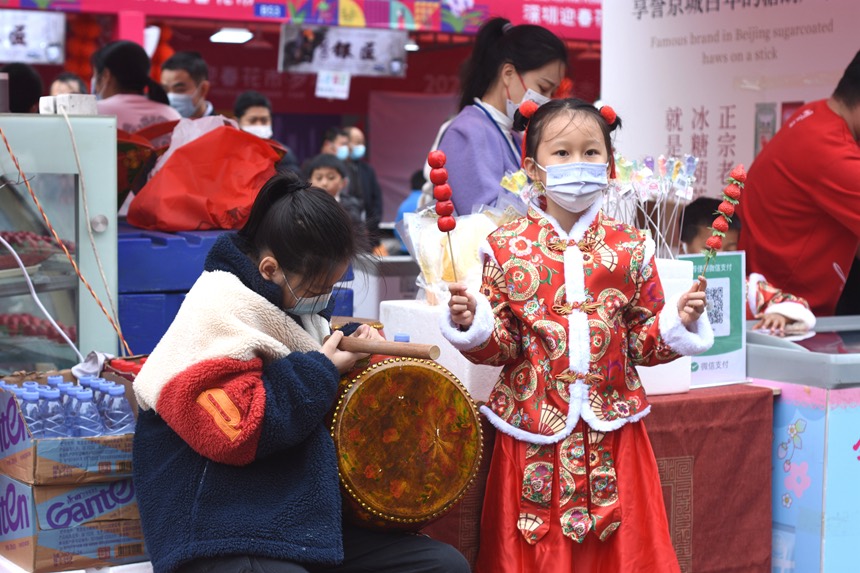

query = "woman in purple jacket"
[438,18,567,214]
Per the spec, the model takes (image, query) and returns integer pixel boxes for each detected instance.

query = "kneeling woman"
[132,171,470,573]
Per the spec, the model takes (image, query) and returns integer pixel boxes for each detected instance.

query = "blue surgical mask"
[283,272,332,315]
[350,144,366,160]
[335,145,350,161]
[167,91,197,118]
[535,161,608,213]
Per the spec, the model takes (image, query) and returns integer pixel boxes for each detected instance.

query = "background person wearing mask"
[233,90,300,174]
[50,71,87,96]
[320,127,351,160]
[1,63,43,113]
[437,17,567,214]
[160,51,214,119]
[738,49,860,316]
[91,41,180,133]
[345,125,383,250]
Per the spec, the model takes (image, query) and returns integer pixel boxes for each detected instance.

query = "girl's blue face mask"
[282,272,332,315]
[534,161,608,213]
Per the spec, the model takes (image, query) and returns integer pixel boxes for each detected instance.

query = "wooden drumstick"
[332,336,441,361]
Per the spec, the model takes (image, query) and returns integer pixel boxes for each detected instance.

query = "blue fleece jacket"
[132,233,344,573]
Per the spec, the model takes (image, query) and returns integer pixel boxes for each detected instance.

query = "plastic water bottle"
[20,390,43,438]
[394,333,411,343]
[68,389,104,438]
[95,380,118,418]
[57,383,76,428]
[39,388,67,438]
[22,380,39,390]
[90,378,107,408]
[78,376,94,390]
[103,385,135,435]
[46,375,64,388]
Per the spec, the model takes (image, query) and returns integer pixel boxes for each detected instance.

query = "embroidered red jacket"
[441,202,713,442]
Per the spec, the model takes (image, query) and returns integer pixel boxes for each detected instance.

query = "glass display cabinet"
[0,114,117,374]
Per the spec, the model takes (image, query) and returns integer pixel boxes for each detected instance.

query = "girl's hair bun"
[513,99,541,132]
[599,105,619,130]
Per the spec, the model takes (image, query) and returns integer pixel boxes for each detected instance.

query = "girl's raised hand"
[321,330,368,374]
[678,275,708,327]
[449,283,477,330]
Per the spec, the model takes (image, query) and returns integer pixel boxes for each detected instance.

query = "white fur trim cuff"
[439,291,495,351]
[658,291,714,355]
[764,301,816,330]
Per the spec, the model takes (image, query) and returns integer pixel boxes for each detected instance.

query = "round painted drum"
[330,356,483,531]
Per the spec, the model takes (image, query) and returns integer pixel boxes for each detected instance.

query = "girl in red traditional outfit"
[440,99,714,572]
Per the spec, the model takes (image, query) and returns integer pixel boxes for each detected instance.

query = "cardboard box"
[0,388,133,486]
[0,473,146,573]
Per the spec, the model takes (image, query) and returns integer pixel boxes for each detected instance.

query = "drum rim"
[330,357,484,525]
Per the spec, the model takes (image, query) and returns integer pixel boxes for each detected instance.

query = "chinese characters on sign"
[633,0,803,20]
[279,25,408,77]
[666,103,741,197]
[521,0,602,30]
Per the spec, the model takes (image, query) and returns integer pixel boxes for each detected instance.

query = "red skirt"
[475,420,680,573]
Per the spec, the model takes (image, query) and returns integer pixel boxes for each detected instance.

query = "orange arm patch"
[196,389,243,442]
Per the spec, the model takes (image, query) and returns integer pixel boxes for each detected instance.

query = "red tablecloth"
[648,384,773,573]
[423,384,774,573]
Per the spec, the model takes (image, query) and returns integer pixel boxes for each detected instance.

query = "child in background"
[441,98,713,573]
[681,197,816,335]
[133,172,469,573]
[303,154,365,233]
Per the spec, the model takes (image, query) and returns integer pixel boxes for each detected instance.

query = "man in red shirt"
[739,50,860,316]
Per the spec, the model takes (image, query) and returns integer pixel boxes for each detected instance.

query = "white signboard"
[279,25,407,77]
[315,70,351,100]
[602,0,856,198]
[0,9,64,65]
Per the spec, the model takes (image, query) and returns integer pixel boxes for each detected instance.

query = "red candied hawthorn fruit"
[433,184,452,201]
[437,216,456,233]
[429,168,448,186]
[427,150,447,169]
[435,200,454,217]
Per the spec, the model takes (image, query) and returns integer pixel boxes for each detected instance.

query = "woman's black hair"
[91,41,169,104]
[521,98,622,165]
[238,171,368,286]
[457,17,567,111]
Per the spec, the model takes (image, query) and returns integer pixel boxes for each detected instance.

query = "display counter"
[748,315,860,573]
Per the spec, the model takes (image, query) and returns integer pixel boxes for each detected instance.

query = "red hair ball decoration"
[519,99,539,119]
[599,105,617,125]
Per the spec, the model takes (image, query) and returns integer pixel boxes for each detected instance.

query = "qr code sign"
[705,278,731,338]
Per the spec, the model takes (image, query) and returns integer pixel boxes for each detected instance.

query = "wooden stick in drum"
[334,336,441,361]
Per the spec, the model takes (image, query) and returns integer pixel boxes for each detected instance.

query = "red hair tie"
[519,100,539,119]
[519,100,540,167]
[599,105,617,125]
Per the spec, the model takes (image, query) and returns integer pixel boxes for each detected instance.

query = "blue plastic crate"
[118,222,227,294]
[331,287,353,317]
[119,293,185,355]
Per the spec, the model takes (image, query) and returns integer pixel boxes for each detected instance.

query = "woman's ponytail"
[146,78,170,105]
[457,17,509,110]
